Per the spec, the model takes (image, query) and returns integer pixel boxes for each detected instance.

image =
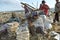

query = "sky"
[0,0,59,12]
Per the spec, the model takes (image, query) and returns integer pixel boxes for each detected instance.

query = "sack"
[44,23,52,30]
[7,22,19,37]
[16,23,30,40]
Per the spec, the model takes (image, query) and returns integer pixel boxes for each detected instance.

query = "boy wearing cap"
[32,13,47,35]
[39,0,49,16]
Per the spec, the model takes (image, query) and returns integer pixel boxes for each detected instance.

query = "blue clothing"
[8,17,21,23]
[32,11,37,16]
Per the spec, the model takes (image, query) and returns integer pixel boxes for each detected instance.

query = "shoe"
[52,23,55,25]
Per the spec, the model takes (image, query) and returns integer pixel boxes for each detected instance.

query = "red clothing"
[39,4,49,15]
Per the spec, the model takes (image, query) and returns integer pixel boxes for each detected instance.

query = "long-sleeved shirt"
[55,2,60,12]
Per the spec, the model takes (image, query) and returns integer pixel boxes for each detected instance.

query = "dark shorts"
[36,26,45,35]
[28,26,36,36]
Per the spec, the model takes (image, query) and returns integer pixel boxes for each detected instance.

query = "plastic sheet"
[50,31,60,40]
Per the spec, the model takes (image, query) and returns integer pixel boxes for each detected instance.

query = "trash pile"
[0,13,12,23]
[0,2,60,40]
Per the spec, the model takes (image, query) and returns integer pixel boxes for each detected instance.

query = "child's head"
[56,0,59,3]
[42,0,46,4]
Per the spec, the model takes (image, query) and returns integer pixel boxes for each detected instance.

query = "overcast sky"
[0,0,59,12]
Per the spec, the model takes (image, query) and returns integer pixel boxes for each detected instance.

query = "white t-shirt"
[33,17,44,30]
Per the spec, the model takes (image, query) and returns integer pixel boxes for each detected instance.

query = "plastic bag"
[40,15,52,30]
[44,22,52,30]
[7,22,19,37]
[50,31,60,40]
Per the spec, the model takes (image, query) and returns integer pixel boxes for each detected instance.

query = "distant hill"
[0,8,54,13]
[0,10,24,13]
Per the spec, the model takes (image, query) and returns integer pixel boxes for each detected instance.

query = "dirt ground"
[52,23,60,33]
